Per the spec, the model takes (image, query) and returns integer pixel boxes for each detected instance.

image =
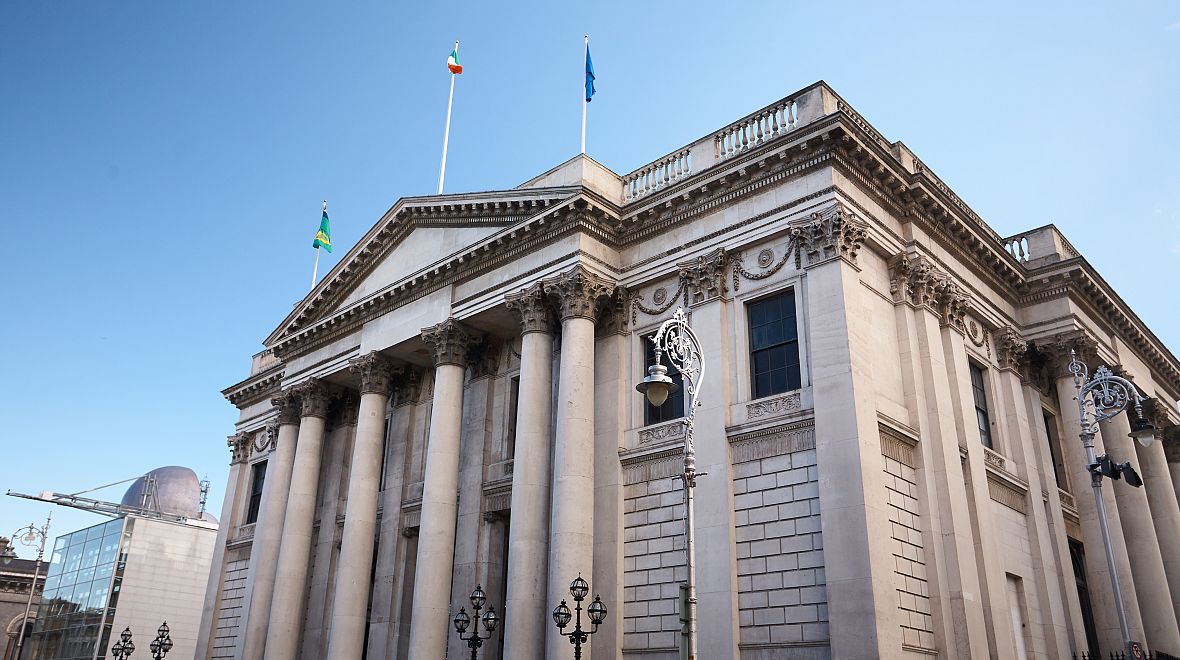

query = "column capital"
[543,264,617,322]
[292,379,332,419]
[227,432,252,465]
[271,389,303,426]
[994,326,1029,373]
[789,204,868,268]
[678,247,729,304]
[334,390,362,427]
[421,318,479,367]
[349,352,396,396]
[1032,330,1101,378]
[505,282,555,335]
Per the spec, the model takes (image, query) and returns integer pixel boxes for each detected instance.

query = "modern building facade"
[22,471,218,660]
[201,81,1180,659]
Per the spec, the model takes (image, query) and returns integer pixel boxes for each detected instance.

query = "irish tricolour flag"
[447,47,462,74]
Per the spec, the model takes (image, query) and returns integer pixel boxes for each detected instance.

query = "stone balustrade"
[1001,225,1080,266]
[714,97,798,162]
[623,148,692,201]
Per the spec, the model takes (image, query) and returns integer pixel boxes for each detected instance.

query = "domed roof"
[121,466,203,519]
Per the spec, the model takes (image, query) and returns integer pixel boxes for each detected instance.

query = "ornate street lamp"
[1070,350,1155,656]
[452,584,498,660]
[552,574,607,660]
[635,307,702,660]
[149,621,174,660]
[111,627,136,660]
[4,513,51,660]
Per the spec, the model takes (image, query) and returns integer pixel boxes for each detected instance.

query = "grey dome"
[121,466,202,518]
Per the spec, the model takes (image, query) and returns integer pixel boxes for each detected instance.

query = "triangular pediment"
[265,187,588,346]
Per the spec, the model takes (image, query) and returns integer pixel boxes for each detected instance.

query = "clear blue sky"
[2,1,1178,555]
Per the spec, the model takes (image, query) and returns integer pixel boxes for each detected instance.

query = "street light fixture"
[635,306,703,660]
[7,513,51,660]
[552,574,607,660]
[149,622,173,660]
[111,627,135,660]
[1070,350,1155,656]
[452,584,498,660]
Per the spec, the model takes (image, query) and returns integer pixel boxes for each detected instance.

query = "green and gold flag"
[313,207,332,253]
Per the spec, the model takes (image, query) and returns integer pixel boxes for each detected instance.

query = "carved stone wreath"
[757,248,775,268]
[652,287,668,305]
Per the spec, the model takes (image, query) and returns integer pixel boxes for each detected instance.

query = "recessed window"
[246,461,267,524]
[506,376,520,459]
[1043,411,1067,491]
[969,363,993,449]
[748,291,801,399]
[644,333,684,425]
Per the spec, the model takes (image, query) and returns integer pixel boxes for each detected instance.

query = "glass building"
[26,519,130,660]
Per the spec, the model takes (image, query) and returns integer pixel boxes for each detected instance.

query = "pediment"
[265,188,585,346]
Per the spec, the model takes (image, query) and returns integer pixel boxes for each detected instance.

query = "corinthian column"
[502,283,555,660]
[263,380,332,660]
[239,391,301,660]
[406,319,477,660]
[543,265,615,660]
[325,353,395,660]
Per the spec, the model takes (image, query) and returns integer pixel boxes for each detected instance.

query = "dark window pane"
[246,461,267,524]
[748,291,801,399]
[643,333,685,426]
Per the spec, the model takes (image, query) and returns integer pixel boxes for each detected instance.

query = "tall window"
[748,291,801,399]
[506,376,520,459]
[246,461,267,524]
[969,363,993,449]
[379,417,391,492]
[1069,540,1101,658]
[644,333,684,425]
[1042,411,1067,491]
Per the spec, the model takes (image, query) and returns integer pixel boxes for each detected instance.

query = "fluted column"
[1135,409,1180,623]
[263,380,332,660]
[239,392,301,660]
[326,353,395,660]
[502,283,555,660]
[406,319,476,660]
[1101,412,1180,652]
[544,266,614,660]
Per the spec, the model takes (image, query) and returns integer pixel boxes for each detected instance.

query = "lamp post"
[1069,350,1156,656]
[452,584,499,660]
[551,574,607,660]
[635,306,702,660]
[1,513,51,660]
[149,622,173,660]
[111,627,135,660]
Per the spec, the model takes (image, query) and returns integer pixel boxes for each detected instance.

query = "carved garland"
[732,235,800,292]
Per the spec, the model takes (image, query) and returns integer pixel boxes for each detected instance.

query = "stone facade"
[201,82,1180,659]
[0,549,41,660]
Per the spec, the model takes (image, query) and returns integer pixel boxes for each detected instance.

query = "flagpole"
[438,40,459,195]
[581,34,588,155]
[312,199,325,289]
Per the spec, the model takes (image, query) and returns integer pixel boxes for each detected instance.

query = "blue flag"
[585,46,596,102]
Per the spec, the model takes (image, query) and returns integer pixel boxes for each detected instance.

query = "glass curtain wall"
[26,518,132,660]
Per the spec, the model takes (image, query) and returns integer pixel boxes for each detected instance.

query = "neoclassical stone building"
[197,81,1180,659]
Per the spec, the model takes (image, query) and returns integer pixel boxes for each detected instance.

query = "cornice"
[222,364,285,409]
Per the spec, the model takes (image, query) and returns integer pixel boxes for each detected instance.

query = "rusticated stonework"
[504,282,555,335]
[292,379,332,419]
[789,204,868,267]
[349,352,396,396]
[678,247,729,304]
[421,318,478,367]
[543,265,617,322]
[272,389,303,426]
[995,327,1028,372]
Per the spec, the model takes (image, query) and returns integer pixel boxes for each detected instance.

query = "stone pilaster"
[789,204,868,267]
[326,353,396,660]
[264,379,333,660]
[405,320,475,660]
[502,285,556,660]
[239,390,303,660]
[227,432,252,465]
[542,264,615,659]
